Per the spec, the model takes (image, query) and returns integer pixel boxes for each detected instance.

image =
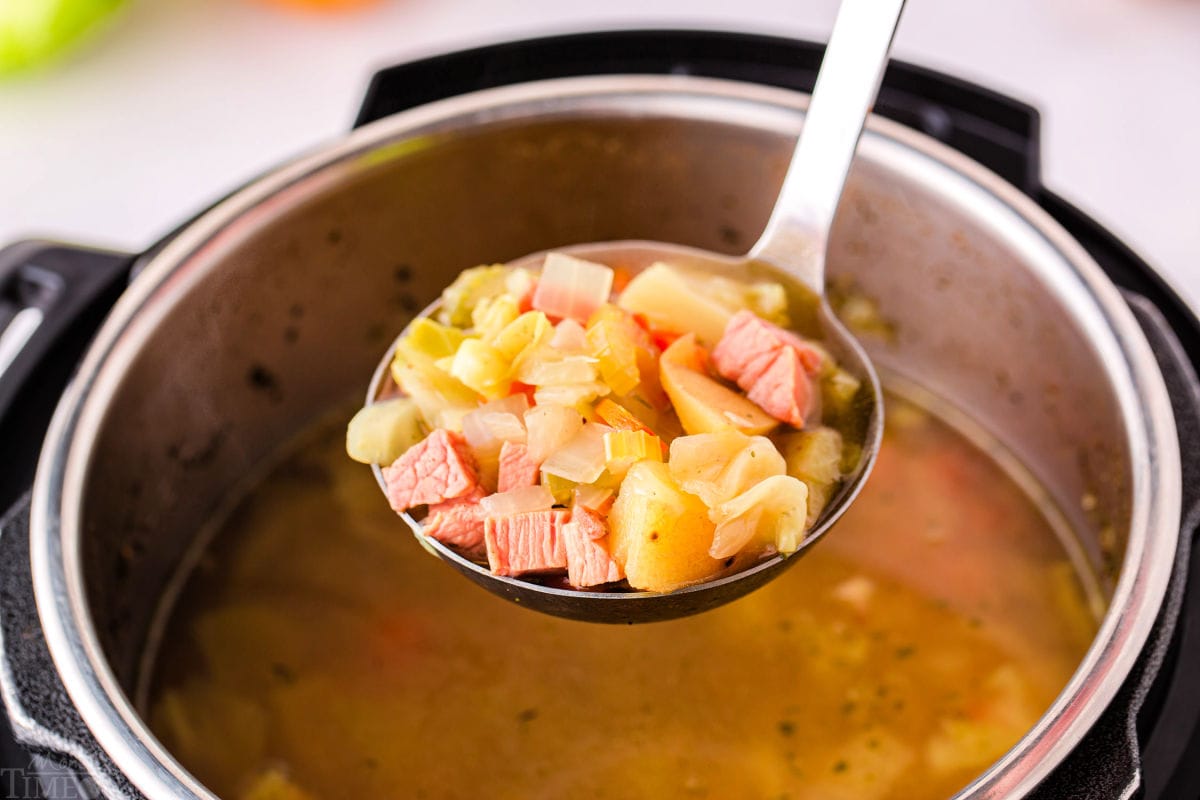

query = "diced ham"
[711,310,823,428]
[423,487,487,551]
[382,429,478,513]
[485,510,570,576]
[497,441,541,493]
[562,506,624,588]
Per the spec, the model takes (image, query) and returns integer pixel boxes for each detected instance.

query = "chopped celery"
[603,429,663,477]
[449,338,511,399]
[541,472,577,505]
[437,265,510,327]
[471,293,520,339]
[345,397,426,465]
[586,304,641,396]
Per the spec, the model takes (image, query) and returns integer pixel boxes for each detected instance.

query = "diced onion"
[516,354,598,386]
[531,253,614,323]
[573,484,614,517]
[551,319,588,352]
[541,423,611,484]
[462,395,530,455]
[481,485,556,516]
[524,404,585,463]
[533,382,610,408]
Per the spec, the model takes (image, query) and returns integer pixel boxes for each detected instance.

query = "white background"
[2,0,1198,309]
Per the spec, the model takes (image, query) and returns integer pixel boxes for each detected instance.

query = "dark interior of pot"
[73,90,1135,797]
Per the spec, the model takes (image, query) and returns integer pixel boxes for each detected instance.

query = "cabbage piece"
[586,304,643,396]
[698,275,790,327]
[396,318,466,362]
[668,431,786,507]
[345,397,426,465]
[390,356,479,432]
[472,293,521,339]
[437,265,510,327]
[490,310,553,373]
[709,474,810,557]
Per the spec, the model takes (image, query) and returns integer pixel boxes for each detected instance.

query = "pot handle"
[0,240,133,511]
[0,495,146,799]
[1024,294,1200,800]
[353,30,1042,191]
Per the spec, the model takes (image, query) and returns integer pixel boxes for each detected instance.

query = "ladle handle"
[751,0,906,290]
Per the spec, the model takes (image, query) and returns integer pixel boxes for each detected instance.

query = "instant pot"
[1,31,1198,800]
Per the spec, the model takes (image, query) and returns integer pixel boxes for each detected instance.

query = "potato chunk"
[608,461,725,592]
[659,335,777,437]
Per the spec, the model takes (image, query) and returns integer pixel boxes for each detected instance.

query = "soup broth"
[149,394,1097,800]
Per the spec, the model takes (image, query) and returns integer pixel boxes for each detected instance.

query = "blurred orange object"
[258,0,381,12]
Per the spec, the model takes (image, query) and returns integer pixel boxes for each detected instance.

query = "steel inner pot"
[27,76,1180,799]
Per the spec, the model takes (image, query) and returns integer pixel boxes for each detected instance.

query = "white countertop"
[2,0,1198,309]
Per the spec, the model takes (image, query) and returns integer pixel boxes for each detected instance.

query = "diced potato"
[618,263,735,347]
[608,461,726,592]
[821,366,862,424]
[240,768,317,800]
[345,398,426,465]
[660,336,778,436]
[668,431,785,506]
[777,426,844,525]
[710,475,809,556]
[449,338,511,399]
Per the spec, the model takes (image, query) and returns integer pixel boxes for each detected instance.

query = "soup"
[148,393,1098,800]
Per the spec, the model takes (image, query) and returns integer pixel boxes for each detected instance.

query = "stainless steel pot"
[0,68,1188,799]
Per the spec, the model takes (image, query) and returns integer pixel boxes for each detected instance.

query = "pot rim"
[29,74,1181,799]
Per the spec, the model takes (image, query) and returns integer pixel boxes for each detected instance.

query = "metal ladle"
[370,0,902,622]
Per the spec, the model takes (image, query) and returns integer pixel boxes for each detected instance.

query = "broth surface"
[150,396,1097,800]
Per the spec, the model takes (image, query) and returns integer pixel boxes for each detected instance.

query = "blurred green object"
[0,0,126,76]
